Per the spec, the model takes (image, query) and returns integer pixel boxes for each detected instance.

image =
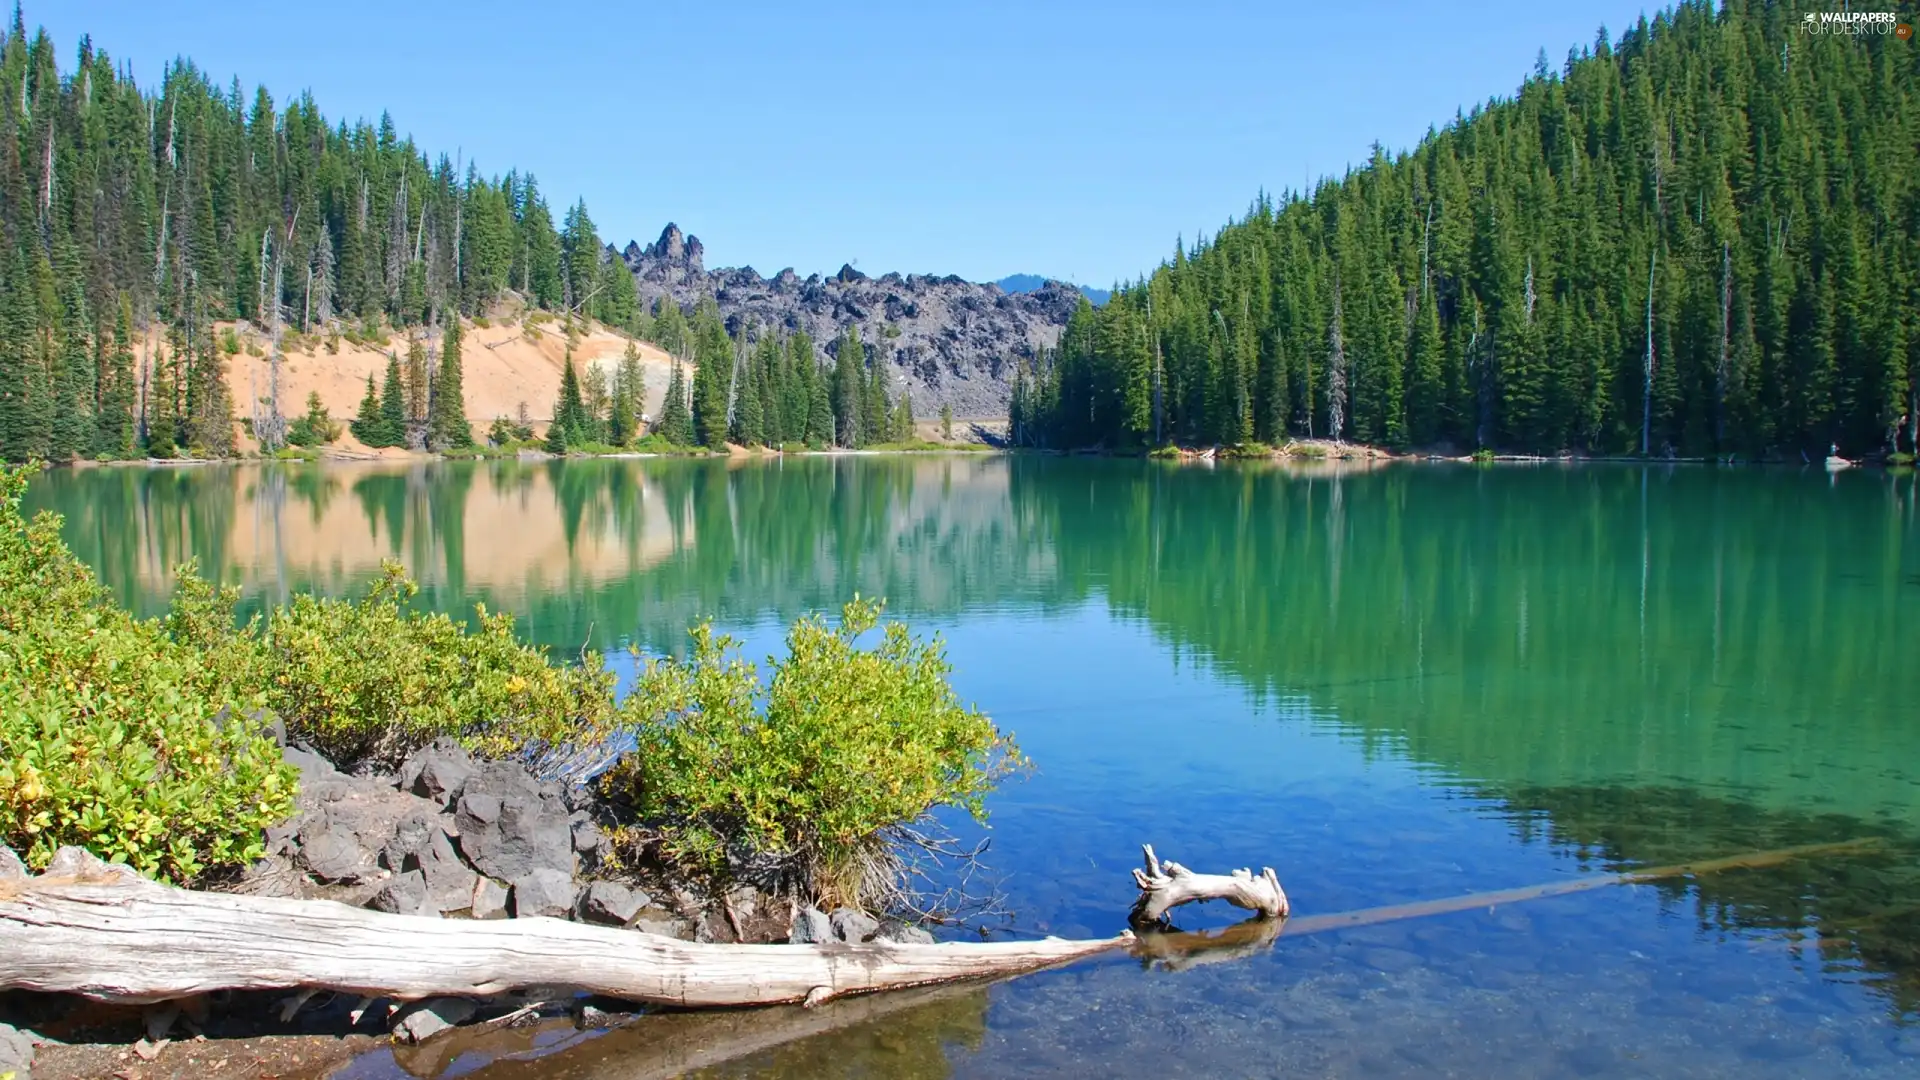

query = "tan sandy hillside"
[184,315,681,440]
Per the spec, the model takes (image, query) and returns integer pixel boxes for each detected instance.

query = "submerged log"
[0,848,1129,1008]
[1129,844,1288,924]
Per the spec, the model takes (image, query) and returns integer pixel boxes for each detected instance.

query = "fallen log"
[0,848,1129,1008]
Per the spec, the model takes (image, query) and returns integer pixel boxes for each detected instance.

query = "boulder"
[789,906,833,945]
[470,876,511,920]
[570,815,604,856]
[631,906,696,940]
[367,870,433,916]
[577,880,647,926]
[876,919,936,945]
[417,828,479,914]
[390,998,476,1044]
[510,868,577,919]
[400,741,476,809]
[295,820,376,885]
[454,763,575,882]
[0,1021,33,1080]
[830,908,880,944]
[0,844,25,881]
[379,810,439,871]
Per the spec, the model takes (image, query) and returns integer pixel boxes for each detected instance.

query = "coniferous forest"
[0,6,933,462]
[0,5,648,462]
[1013,1,1919,459]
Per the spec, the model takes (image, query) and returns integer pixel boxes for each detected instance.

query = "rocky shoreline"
[0,737,933,1079]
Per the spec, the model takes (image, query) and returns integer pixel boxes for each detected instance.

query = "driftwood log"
[0,848,1128,1008]
[1130,844,1288,923]
[0,836,1876,1022]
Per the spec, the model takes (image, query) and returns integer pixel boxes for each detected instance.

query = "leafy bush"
[0,468,295,882]
[608,598,1022,908]
[258,563,617,768]
[1471,448,1496,463]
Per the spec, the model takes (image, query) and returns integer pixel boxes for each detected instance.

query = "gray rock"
[296,822,376,884]
[571,819,604,855]
[789,906,832,944]
[876,919,936,945]
[454,764,575,882]
[457,791,501,825]
[622,223,1080,422]
[368,870,434,916]
[281,745,341,783]
[390,998,476,1044]
[631,907,696,940]
[577,880,647,926]
[470,876,511,920]
[401,742,476,809]
[0,844,25,881]
[510,868,577,919]
[0,1021,33,1080]
[829,908,880,944]
[418,828,479,914]
[380,810,439,871]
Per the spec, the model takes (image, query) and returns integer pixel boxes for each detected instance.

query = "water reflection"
[25,459,1920,1075]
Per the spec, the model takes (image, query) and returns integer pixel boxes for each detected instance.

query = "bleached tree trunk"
[1327,274,1347,441]
[1716,242,1731,449]
[0,850,1127,1009]
[1129,845,1288,924]
[1642,244,1657,457]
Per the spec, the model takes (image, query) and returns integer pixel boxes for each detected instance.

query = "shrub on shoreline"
[1,466,1022,907]
[0,469,295,881]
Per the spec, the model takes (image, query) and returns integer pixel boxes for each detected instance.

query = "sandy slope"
[199,317,681,442]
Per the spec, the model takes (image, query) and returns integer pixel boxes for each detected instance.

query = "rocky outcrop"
[240,740,794,948]
[621,224,1086,420]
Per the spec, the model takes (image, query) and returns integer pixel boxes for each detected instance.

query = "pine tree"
[377,353,407,448]
[658,360,692,445]
[610,343,642,445]
[351,374,383,446]
[552,353,586,449]
[427,319,471,448]
[832,327,864,447]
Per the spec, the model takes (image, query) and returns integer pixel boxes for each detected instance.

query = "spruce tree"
[351,374,383,446]
[427,320,471,448]
[832,327,864,447]
[658,361,692,445]
[378,353,408,448]
[610,343,642,445]
[552,353,587,449]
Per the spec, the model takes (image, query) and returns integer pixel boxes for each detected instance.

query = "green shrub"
[287,392,342,448]
[608,597,1022,908]
[259,563,616,768]
[0,468,295,882]
[1471,448,1496,463]
[1219,442,1275,460]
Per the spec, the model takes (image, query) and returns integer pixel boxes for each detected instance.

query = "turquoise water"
[27,457,1920,1078]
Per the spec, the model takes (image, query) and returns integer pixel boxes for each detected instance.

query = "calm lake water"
[25,456,1920,1079]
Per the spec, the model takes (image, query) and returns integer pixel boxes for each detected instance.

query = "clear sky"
[34,1,1655,287]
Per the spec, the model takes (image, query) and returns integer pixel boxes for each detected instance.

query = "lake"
[25,456,1920,1078]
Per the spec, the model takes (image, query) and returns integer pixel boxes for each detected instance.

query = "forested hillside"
[1013,1,1919,458]
[0,7,642,461]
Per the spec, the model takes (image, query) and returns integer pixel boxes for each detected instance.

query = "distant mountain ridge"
[994,274,1110,307]
[621,226,1084,418]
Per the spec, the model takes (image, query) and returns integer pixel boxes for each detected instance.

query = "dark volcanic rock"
[829,907,880,944]
[510,868,577,919]
[368,870,433,916]
[400,741,475,810]
[390,998,476,1044]
[876,919,936,945]
[454,763,575,882]
[789,905,832,944]
[620,225,1081,420]
[577,880,648,926]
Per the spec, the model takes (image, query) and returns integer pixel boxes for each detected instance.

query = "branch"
[1128,844,1289,924]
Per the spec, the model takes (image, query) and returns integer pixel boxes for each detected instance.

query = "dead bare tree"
[1327,273,1347,442]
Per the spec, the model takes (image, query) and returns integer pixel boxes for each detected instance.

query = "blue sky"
[35,1,1655,286]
